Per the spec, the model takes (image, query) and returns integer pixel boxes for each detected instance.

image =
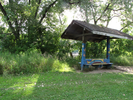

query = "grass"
[0,51,133,99]
[110,55,133,66]
[0,72,133,100]
[0,50,77,75]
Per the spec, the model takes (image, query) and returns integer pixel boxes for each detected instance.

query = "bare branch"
[39,0,57,24]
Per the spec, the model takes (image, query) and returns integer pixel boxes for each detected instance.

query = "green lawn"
[0,72,133,100]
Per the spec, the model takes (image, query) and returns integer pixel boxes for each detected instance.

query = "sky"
[64,9,121,30]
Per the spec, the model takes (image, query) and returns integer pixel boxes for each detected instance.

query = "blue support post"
[84,43,86,56]
[81,42,86,70]
[107,37,110,63]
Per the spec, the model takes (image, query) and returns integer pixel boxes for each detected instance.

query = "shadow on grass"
[0,58,54,100]
[21,72,77,100]
[0,74,33,100]
[1,70,133,100]
[25,71,133,100]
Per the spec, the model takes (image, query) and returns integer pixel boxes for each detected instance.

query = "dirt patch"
[76,65,133,74]
[113,65,133,73]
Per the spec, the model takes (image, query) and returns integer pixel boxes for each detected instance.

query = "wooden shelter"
[61,20,133,70]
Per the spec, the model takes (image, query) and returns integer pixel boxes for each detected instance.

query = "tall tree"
[119,0,133,32]
[79,0,133,28]
[0,0,81,53]
[77,0,133,57]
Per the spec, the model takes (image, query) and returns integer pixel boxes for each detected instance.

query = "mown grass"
[0,72,133,100]
[0,50,77,75]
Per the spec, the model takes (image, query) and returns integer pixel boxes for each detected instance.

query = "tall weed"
[110,55,133,66]
[0,50,74,75]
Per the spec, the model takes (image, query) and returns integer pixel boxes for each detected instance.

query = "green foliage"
[57,40,74,59]
[0,50,75,75]
[1,35,29,53]
[110,39,133,56]
[0,0,69,54]
[79,38,133,61]
[1,27,60,54]
[111,55,133,66]
[84,40,106,58]
[65,56,80,69]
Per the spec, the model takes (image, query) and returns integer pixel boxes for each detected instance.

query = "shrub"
[110,54,133,66]
[0,50,74,75]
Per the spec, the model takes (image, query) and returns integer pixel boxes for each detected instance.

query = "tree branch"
[39,0,57,24]
[120,22,133,31]
[68,0,81,5]
[29,0,30,5]
[14,18,20,38]
[9,0,20,39]
[95,3,111,24]
[0,1,16,34]
[90,4,97,25]
[34,0,41,19]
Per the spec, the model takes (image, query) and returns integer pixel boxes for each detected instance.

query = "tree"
[119,0,133,32]
[77,0,133,57]
[0,0,81,53]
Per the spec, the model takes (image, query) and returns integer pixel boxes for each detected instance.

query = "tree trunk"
[70,52,73,58]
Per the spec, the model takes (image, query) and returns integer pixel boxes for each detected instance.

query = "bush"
[110,54,133,66]
[0,50,74,75]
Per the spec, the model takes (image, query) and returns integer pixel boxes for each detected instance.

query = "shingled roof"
[61,20,133,42]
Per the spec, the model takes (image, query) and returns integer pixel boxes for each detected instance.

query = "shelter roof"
[61,20,133,42]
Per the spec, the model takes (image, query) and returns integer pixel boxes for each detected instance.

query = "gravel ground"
[77,65,133,74]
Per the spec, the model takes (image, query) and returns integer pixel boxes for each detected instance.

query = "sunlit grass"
[58,64,74,72]
[0,72,133,100]
[0,74,39,99]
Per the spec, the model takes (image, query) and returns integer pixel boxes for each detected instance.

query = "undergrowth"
[110,55,133,66]
[0,50,78,75]
[1,49,133,75]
